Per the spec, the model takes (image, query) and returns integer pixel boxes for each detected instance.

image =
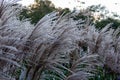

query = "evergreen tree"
[20,0,56,24]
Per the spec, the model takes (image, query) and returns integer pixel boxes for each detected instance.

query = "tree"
[75,4,120,30]
[20,0,56,24]
[95,17,120,29]
[87,4,120,29]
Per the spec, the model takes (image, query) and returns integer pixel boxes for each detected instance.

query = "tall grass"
[0,0,120,80]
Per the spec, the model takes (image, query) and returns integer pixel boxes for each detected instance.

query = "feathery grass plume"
[21,11,102,80]
[65,49,101,80]
[0,0,120,80]
[20,12,82,80]
[0,0,33,79]
[80,23,120,74]
[0,1,100,79]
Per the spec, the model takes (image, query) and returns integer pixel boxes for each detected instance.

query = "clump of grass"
[0,0,120,80]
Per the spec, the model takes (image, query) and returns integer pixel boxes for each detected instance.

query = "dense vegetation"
[19,0,71,24]
[20,1,120,30]
[0,0,120,80]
